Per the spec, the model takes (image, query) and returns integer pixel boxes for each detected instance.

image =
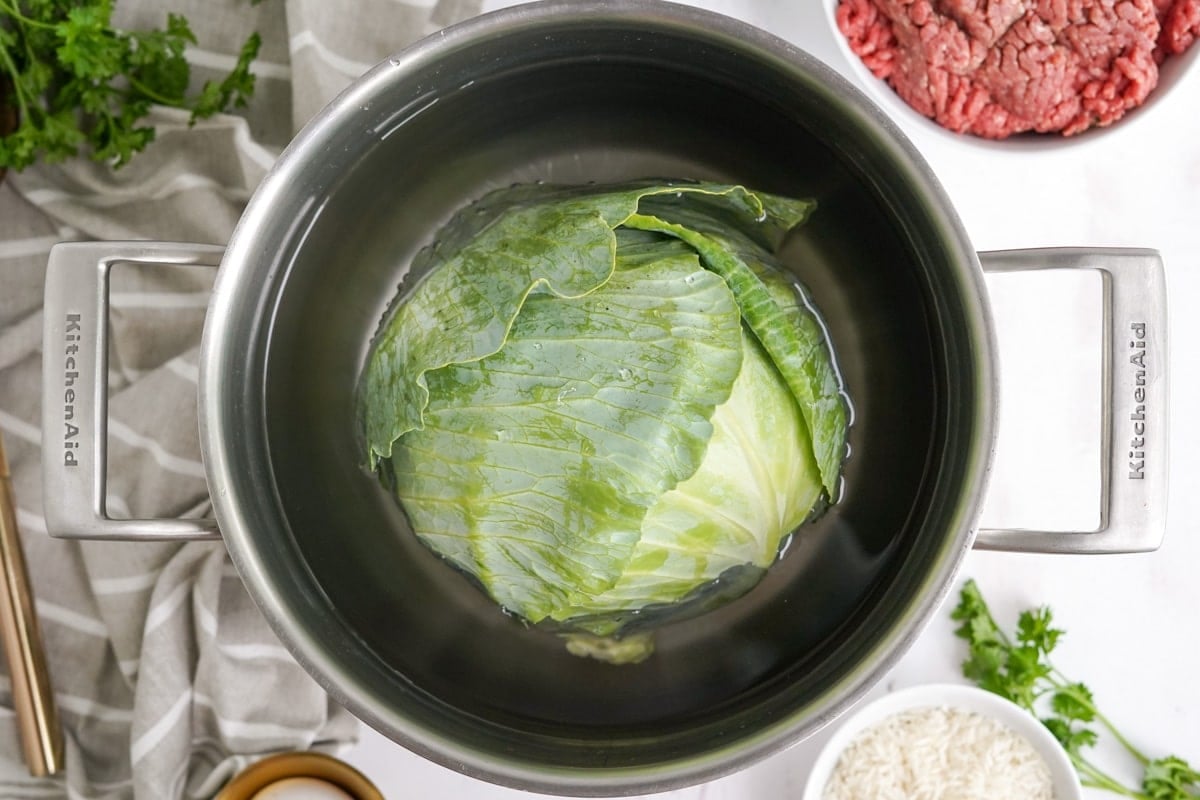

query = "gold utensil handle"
[0,435,64,776]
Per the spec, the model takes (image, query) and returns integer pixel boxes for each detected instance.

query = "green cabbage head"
[361,182,847,660]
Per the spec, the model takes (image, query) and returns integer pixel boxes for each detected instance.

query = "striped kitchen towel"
[0,0,483,797]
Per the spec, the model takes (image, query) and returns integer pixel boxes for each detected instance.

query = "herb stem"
[1080,781,1146,800]
[1049,670,1152,766]
[0,0,56,30]
[1073,755,1145,799]
[0,39,31,122]
[125,75,181,108]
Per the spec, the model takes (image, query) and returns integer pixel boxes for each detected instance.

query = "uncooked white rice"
[822,705,1055,800]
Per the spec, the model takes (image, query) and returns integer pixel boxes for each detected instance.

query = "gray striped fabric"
[0,0,482,797]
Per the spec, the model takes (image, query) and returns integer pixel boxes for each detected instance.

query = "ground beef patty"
[837,0,1200,138]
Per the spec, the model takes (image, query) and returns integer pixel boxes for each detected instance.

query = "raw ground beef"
[836,0,1200,138]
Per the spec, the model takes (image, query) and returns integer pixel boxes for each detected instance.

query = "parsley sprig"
[0,0,262,171]
[952,579,1199,799]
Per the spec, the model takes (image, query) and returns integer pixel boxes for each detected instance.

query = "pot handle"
[975,247,1167,554]
[41,242,224,541]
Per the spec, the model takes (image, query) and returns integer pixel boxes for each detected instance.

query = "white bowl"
[822,0,1200,153]
[801,683,1084,800]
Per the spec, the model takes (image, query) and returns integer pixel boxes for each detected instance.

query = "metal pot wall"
[39,1,1167,795]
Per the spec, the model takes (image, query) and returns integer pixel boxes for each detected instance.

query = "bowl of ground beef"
[828,0,1199,146]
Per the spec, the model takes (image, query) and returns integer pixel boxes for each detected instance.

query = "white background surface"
[343,1,1200,797]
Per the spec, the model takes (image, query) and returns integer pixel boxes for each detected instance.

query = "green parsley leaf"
[1143,756,1200,800]
[1042,717,1099,756]
[190,31,260,121]
[1016,606,1063,655]
[55,4,125,82]
[1051,682,1097,724]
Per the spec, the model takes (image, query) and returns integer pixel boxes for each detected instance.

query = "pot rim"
[198,0,998,794]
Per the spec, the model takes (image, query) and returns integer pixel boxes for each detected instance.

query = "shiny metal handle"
[41,242,224,541]
[976,248,1168,554]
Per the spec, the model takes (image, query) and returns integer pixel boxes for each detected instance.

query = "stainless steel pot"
[39,1,1168,795]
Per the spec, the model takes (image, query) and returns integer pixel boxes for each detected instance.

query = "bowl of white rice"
[802,683,1083,800]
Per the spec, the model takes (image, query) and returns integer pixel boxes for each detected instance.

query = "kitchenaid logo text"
[63,313,81,467]
[1128,322,1148,481]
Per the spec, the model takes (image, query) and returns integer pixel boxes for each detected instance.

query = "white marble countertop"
[344,1,1200,797]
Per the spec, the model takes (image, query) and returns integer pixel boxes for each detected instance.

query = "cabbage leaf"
[361,182,848,640]
[389,243,743,622]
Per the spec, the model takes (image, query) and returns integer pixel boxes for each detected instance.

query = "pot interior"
[211,5,989,791]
